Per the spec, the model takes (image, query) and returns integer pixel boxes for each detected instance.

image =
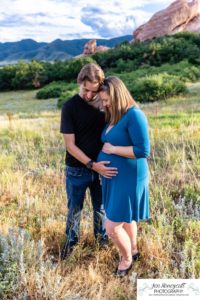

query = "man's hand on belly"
[92,161,118,179]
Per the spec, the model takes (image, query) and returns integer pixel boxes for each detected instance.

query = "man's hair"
[99,76,138,124]
[77,63,105,84]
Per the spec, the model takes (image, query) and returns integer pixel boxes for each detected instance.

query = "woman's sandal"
[114,252,140,277]
[114,262,133,278]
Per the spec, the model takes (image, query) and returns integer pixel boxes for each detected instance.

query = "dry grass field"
[0,85,199,299]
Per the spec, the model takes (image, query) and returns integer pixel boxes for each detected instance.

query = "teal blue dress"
[97,107,150,223]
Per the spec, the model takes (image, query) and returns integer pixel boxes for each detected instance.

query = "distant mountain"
[0,35,132,65]
[0,39,46,61]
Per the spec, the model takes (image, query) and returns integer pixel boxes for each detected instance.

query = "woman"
[97,76,150,277]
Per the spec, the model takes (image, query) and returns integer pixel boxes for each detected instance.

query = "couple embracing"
[60,63,150,277]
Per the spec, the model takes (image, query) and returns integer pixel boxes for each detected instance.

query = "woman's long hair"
[99,76,138,124]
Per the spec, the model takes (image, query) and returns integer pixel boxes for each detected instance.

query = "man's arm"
[63,134,118,178]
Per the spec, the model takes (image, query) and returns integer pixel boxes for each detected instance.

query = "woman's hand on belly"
[102,142,116,154]
[102,142,135,159]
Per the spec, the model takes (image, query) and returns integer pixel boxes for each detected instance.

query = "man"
[60,63,117,259]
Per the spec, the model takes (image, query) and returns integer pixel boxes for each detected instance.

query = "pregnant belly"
[97,150,149,179]
[97,150,113,163]
[97,150,136,169]
[97,150,123,166]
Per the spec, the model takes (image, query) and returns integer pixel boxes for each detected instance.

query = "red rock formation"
[132,0,200,42]
[185,14,200,31]
[96,45,110,52]
[83,39,97,55]
[83,39,110,55]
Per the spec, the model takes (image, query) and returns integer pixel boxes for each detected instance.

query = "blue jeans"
[65,166,106,245]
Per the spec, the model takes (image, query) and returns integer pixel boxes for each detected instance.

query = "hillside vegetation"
[1,32,200,105]
[0,32,200,299]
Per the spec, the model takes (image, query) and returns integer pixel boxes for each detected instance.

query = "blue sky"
[0,0,182,42]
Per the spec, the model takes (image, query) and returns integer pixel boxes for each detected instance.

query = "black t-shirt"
[60,94,106,167]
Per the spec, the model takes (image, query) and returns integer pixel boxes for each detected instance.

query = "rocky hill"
[132,0,200,42]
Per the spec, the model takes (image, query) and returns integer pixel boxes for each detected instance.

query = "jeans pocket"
[66,166,84,177]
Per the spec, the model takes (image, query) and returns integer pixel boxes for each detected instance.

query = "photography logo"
[137,279,200,299]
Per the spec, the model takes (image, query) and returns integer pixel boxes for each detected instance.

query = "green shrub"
[129,73,186,102]
[64,56,97,81]
[57,87,79,108]
[11,60,45,90]
[36,86,63,99]
[184,186,200,206]
[110,60,200,85]
[36,81,73,99]
[0,65,17,90]
[180,66,200,82]
[93,32,200,72]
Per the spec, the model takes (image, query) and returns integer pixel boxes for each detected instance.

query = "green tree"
[64,56,96,81]
[0,65,17,91]
[11,60,44,89]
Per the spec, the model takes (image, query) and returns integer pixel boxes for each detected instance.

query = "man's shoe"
[97,236,109,248]
[60,241,76,260]
[132,252,140,261]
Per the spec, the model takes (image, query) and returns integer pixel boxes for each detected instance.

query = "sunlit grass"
[141,81,200,116]
[0,85,200,299]
[0,90,58,114]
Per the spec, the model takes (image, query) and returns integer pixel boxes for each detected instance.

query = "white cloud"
[0,0,185,42]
